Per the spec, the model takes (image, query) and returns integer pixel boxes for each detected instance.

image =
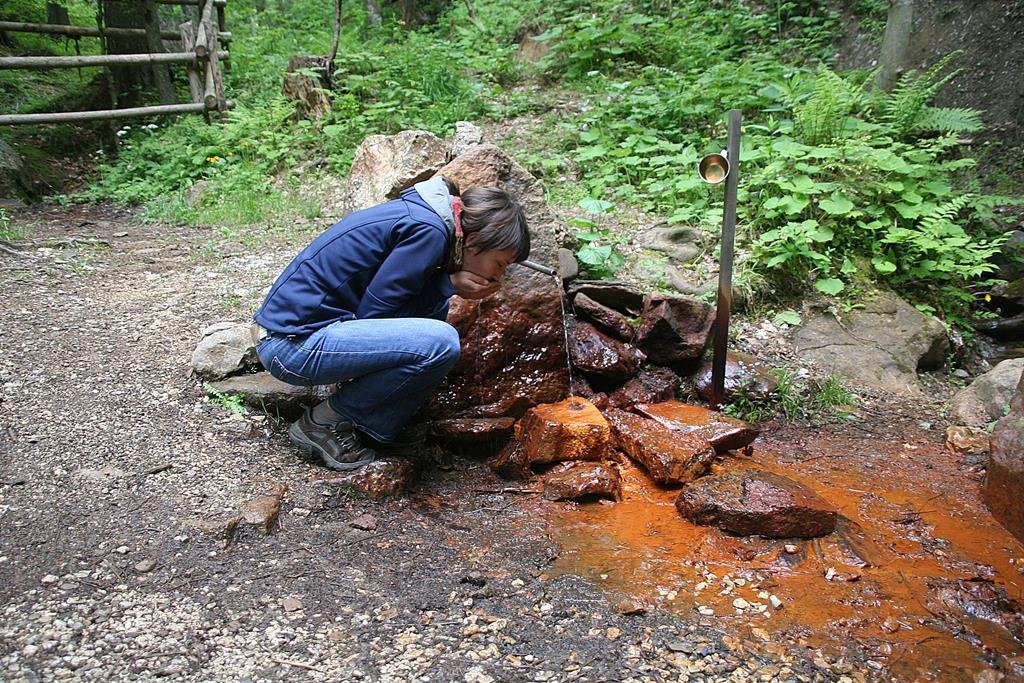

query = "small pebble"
[769,595,783,609]
[784,544,798,554]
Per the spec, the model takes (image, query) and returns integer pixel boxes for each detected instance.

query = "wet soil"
[1,204,1023,681]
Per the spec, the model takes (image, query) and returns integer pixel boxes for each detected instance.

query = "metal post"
[710,109,741,410]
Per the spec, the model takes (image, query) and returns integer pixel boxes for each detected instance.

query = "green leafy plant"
[571,197,625,279]
[204,383,247,415]
[0,207,17,240]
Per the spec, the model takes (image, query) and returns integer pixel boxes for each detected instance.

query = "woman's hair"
[458,185,530,262]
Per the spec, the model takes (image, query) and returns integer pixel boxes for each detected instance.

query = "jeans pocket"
[270,356,313,386]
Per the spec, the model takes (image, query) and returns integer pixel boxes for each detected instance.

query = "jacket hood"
[412,176,456,232]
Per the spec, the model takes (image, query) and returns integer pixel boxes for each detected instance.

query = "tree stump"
[282,55,332,121]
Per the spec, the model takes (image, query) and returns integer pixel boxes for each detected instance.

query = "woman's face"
[462,242,517,283]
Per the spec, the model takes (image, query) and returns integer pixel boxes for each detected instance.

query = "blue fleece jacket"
[254,179,458,336]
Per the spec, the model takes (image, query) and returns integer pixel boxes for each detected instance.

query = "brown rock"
[607,368,680,409]
[570,377,609,410]
[430,418,516,444]
[489,439,531,480]
[557,247,579,282]
[983,369,1024,544]
[315,458,420,498]
[567,319,646,384]
[694,352,778,402]
[675,470,838,538]
[573,292,634,340]
[635,295,715,364]
[342,130,447,213]
[240,484,287,534]
[604,408,715,485]
[634,400,759,453]
[945,425,990,455]
[542,461,622,501]
[567,281,644,315]
[520,398,612,465]
[208,372,328,413]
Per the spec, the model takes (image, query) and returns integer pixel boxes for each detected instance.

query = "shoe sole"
[288,421,377,471]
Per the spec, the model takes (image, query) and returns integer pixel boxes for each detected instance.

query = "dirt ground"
[1,204,1023,682]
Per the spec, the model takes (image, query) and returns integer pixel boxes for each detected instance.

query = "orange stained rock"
[519,398,612,465]
[635,400,758,453]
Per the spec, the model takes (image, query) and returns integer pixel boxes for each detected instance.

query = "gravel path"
[1,205,886,682]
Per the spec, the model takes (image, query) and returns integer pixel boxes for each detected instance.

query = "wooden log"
[105,0,228,6]
[0,20,230,42]
[203,20,226,111]
[193,0,215,57]
[0,50,228,70]
[0,100,234,125]
[179,22,203,104]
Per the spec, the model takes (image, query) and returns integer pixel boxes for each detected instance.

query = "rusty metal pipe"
[519,259,556,277]
[710,109,742,410]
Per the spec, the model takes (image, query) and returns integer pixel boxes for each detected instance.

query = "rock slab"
[675,469,838,538]
[635,295,715,364]
[568,319,646,384]
[634,401,759,454]
[314,458,420,498]
[604,408,716,485]
[340,130,447,214]
[949,358,1024,427]
[983,367,1024,544]
[192,321,260,380]
[694,352,778,402]
[542,461,622,501]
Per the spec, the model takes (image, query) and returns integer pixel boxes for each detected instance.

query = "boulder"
[542,461,622,501]
[450,121,483,158]
[976,312,1024,341]
[429,417,516,445]
[983,369,1024,544]
[206,372,328,413]
[793,292,949,394]
[675,470,838,538]
[427,144,571,419]
[314,458,420,498]
[604,408,716,485]
[635,295,715,365]
[557,248,579,283]
[694,352,778,403]
[607,368,680,409]
[191,322,260,380]
[944,426,991,455]
[338,130,448,215]
[567,319,646,384]
[948,358,1024,427]
[489,440,531,480]
[989,276,1024,316]
[573,292,634,340]
[519,398,612,465]
[634,401,758,454]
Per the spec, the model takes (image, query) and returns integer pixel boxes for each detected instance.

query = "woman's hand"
[450,270,501,300]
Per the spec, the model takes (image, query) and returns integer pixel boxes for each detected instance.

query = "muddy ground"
[1,205,1023,682]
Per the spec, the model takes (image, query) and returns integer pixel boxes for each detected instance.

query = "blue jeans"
[256,318,460,442]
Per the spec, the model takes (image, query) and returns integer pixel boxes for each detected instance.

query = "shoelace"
[333,424,374,459]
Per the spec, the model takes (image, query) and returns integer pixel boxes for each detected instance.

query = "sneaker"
[363,421,430,455]
[288,409,377,471]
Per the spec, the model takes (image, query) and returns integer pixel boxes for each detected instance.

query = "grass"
[725,368,858,423]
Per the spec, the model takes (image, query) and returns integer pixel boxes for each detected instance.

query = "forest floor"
[1,204,1023,683]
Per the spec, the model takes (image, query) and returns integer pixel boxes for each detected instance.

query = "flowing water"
[555,275,576,396]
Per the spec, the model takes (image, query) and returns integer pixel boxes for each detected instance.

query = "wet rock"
[541,461,622,501]
[604,408,716,485]
[428,144,570,419]
[945,426,991,455]
[793,292,949,395]
[984,369,1024,544]
[675,469,838,538]
[240,484,287,534]
[634,400,759,454]
[339,130,447,214]
[573,292,634,340]
[450,121,483,158]
[927,578,1024,646]
[557,248,579,282]
[949,358,1024,427]
[567,319,646,383]
[519,398,612,465]
[489,439,531,480]
[635,295,715,364]
[570,377,609,410]
[568,281,645,314]
[694,352,778,402]
[315,458,420,498]
[977,312,1024,341]
[429,418,515,445]
[607,368,680,409]
[207,372,328,414]
[191,321,260,380]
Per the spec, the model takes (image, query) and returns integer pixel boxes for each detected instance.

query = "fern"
[793,69,865,145]
[914,106,983,135]
[878,51,964,138]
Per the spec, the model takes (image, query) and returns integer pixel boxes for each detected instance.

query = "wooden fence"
[0,0,232,125]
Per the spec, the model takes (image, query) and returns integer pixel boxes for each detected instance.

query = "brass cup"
[698,151,730,184]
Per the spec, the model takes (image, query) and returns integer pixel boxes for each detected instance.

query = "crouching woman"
[252,176,529,470]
